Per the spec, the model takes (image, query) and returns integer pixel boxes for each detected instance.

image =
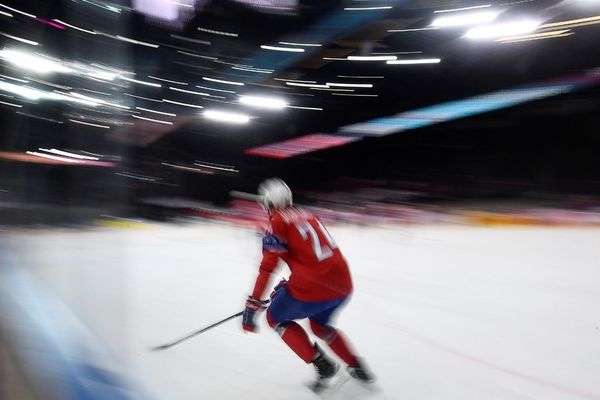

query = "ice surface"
[4,223,600,400]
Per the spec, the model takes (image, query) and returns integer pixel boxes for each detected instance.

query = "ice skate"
[347,358,376,384]
[309,345,340,393]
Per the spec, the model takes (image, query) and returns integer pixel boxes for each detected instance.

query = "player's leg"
[267,289,339,382]
[308,299,357,366]
[266,287,321,363]
[310,301,375,383]
[266,308,315,362]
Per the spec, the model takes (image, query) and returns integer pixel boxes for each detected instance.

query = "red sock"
[267,310,316,363]
[279,322,317,363]
[309,321,358,367]
[328,332,358,368]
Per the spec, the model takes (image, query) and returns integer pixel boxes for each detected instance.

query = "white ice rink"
[4,222,600,400]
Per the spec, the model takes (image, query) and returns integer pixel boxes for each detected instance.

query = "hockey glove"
[242,296,268,333]
[270,279,288,300]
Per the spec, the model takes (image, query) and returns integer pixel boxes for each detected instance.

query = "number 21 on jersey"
[295,220,338,262]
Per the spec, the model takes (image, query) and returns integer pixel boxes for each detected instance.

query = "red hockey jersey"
[251,207,353,302]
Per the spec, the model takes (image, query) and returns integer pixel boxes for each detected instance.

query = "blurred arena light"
[232,66,273,74]
[388,27,439,33]
[136,106,177,116]
[310,87,355,92]
[116,35,160,48]
[52,19,97,35]
[163,98,204,108]
[0,80,132,109]
[239,95,287,109]
[279,41,322,47]
[287,105,323,111]
[431,10,500,27]
[69,92,129,109]
[24,77,70,90]
[169,86,209,96]
[48,92,98,107]
[285,82,329,88]
[0,73,28,83]
[497,30,573,43]
[542,15,600,29]
[81,68,118,81]
[0,3,36,18]
[274,78,316,83]
[344,6,393,11]
[198,27,238,37]
[326,82,373,88]
[68,119,111,129]
[434,4,492,13]
[26,151,80,163]
[162,162,215,174]
[38,148,100,160]
[386,58,441,65]
[347,55,397,61]
[0,32,39,46]
[233,0,299,15]
[465,19,541,39]
[261,45,305,53]
[203,109,251,124]
[132,115,173,125]
[133,0,205,25]
[0,48,73,74]
[79,0,122,13]
[203,77,245,86]
[0,99,22,107]
[0,80,45,100]
[148,75,188,85]
[121,76,162,87]
[194,161,238,173]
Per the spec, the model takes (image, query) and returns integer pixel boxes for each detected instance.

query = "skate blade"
[308,371,350,395]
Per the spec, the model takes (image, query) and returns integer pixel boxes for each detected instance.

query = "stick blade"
[149,343,172,351]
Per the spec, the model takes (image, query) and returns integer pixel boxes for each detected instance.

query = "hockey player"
[242,178,374,389]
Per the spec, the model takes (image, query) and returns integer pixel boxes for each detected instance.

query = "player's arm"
[251,226,288,299]
[243,220,288,333]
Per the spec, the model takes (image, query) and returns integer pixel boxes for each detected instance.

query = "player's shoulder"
[273,207,313,225]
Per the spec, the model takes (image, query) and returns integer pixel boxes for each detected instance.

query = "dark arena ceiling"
[1,0,600,203]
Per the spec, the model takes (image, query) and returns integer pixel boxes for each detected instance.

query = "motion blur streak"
[239,95,287,109]
[497,30,574,43]
[68,119,111,128]
[542,15,600,29]
[162,98,204,108]
[132,115,174,125]
[203,109,251,124]
[465,19,541,39]
[26,151,80,163]
[0,49,72,74]
[431,10,499,27]
[0,32,39,46]
[0,2,36,18]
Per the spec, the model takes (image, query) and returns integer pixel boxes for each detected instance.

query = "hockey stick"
[150,311,243,351]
